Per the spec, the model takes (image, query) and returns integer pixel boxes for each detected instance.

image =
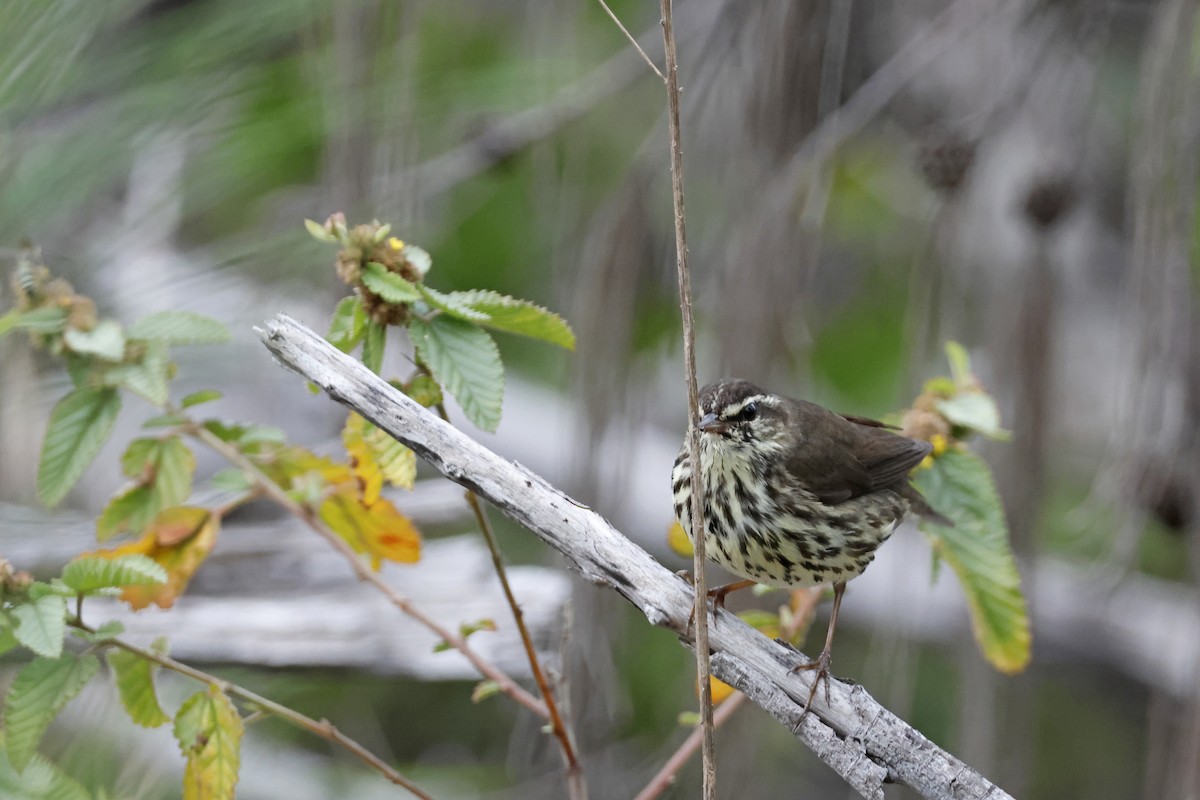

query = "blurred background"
[2,0,1199,797]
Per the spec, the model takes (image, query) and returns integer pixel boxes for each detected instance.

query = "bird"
[672,378,947,714]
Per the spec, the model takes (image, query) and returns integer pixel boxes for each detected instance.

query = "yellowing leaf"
[174,686,242,800]
[85,507,219,610]
[666,521,694,558]
[342,412,416,504]
[319,488,420,569]
[708,676,737,705]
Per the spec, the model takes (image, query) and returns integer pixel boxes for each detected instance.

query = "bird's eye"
[739,402,758,422]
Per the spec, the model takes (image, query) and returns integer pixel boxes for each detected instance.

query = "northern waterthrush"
[672,379,946,712]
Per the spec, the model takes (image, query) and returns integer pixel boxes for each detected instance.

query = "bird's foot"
[678,575,755,631]
[790,647,833,724]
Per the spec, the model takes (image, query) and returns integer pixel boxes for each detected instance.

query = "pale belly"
[672,448,907,588]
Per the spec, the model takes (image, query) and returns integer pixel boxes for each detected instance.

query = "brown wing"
[784,401,931,505]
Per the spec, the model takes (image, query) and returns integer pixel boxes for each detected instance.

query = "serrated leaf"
[304,218,338,243]
[914,449,1030,674]
[325,296,367,353]
[181,390,222,409]
[127,311,230,345]
[61,555,167,594]
[62,320,126,361]
[106,341,170,406]
[107,649,169,728]
[153,438,195,508]
[361,319,385,374]
[84,507,219,610]
[174,686,242,800]
[319,488,420,569]
[403,375,442,408]
[11,597,66,659]
[0,732,91,800]
[3,655,99,772]
[446,289,576,350]
[37,387,121,508]
[107,437,194,539]
[417,286,488,322]
[361,263,421,303]
[410,316,504,432]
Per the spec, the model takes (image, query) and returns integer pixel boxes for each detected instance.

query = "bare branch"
[595,0,665,82]
[257,314,1015,800]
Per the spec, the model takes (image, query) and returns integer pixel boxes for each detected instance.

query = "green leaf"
[37,386,121,508]
[914,449,1030,674]
[153,438,194,508]
[181,390,222,409]
[470,680,500,704]
[403,375,443,408]
[210,468,252,493]
[945,340,972,387]
[11,596,66,659]
[937,394,1010,441]
[201,420,285,446]
[303,218,337,243]
[0,615,18,657]
[96,485,155,542]
[10,307,68,336]
[361,320,386,374]
[107,649,169,728]
[410,316,504,431]
[3,655,99,772]
[417,286,488,322]
[105,342,170,405]
[402,244,432,278]
[325,296,367,353]
[61,556,167,594]
[0,734,91,800]
[142,412,187,428]
[361,263,421,303]
[174,686,243,800]
[445,289,576,350]
[127,311,230,345]
[62,320,126,361]
[73,620,124,643]
[0,309,20,339]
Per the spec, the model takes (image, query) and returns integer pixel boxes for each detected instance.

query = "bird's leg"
[791,581,845,721]
[680,576,757,630]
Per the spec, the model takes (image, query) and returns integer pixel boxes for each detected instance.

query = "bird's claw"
[791,649,834,725]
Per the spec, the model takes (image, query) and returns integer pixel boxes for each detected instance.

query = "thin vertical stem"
[658,1,716,797]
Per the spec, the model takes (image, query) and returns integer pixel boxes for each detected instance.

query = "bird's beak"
[698,413,728,434]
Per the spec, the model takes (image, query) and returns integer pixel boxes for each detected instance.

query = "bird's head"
[696,379,789,458]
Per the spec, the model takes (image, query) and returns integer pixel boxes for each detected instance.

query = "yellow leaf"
[319,488,420,568]
[343,412,416,499]
[709,676,736,705]
[175,685,242,800]
[667,520,694,558]
[86,506,219,610]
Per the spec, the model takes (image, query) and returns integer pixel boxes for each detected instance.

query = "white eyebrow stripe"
[722,394,772,417]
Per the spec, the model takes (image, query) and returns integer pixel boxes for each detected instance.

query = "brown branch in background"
[657,1,716,796]
[634,587,824,800]
[429,399,585,798]
[181,417,549,722]
[71,621,432,799]
[594,0,665,82]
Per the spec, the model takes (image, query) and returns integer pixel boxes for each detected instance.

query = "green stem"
[178,415,548,721]
[70,620,432,799]
[430,398,583,788]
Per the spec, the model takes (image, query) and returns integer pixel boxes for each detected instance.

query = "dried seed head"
[918,130,976,193]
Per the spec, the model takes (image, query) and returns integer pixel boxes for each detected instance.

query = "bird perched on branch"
[672,379,947,713]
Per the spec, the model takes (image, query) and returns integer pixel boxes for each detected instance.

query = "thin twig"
[634,588,823,800]
[181,418,549,721]
[657,1,716,796]
[594,0,665,82]
[430,398,585,796]
[72,621,432,798]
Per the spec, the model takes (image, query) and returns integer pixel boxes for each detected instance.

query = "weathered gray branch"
[257,313,1013,800]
